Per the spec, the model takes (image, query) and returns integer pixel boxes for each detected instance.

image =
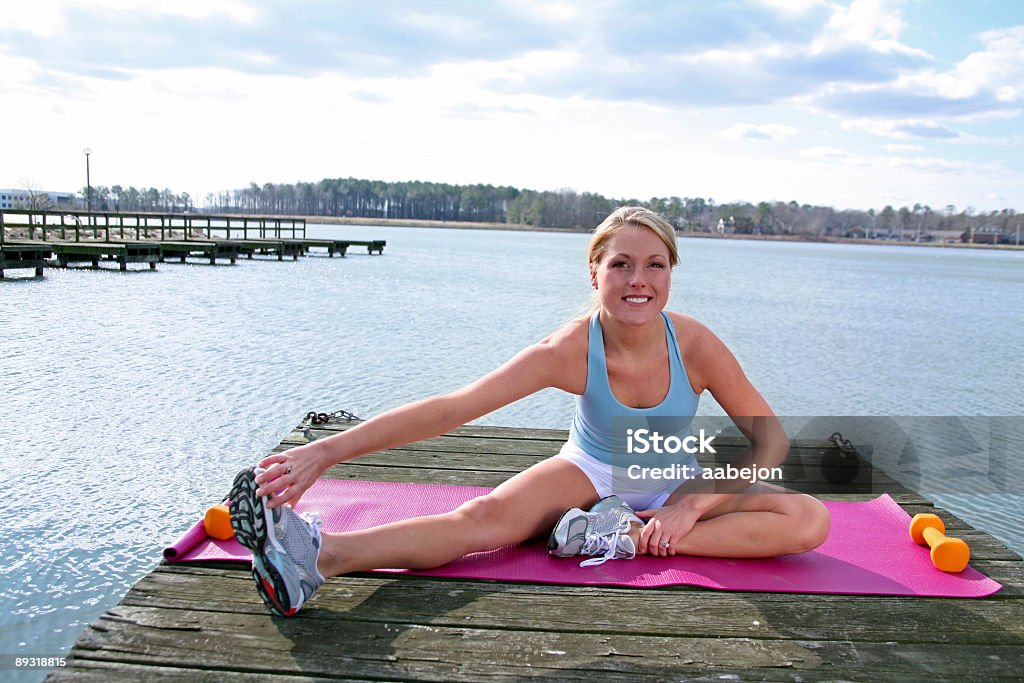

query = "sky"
[1,0,1022,212]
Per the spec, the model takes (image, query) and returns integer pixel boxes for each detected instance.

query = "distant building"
[925,229,964,243]
[971,225,1005,245]
[0,188,77,210]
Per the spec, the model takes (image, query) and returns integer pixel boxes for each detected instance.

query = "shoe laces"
[303,511,323,533]
[579,518,633,568]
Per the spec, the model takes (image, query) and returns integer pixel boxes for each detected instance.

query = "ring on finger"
[660,540,671,548]
[286,466,292,475]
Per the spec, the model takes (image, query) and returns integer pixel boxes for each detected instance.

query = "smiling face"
[591,224,672,324]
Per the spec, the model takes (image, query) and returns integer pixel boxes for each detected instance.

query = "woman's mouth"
[624,296,652,304]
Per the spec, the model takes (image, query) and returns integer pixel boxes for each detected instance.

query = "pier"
[0,208,307,241]
[50,241,162,271]
[0,241,51,278]
[0,209,385,278]
[49,420,1023,681]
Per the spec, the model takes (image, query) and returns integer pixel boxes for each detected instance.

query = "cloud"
[843,118,962,139]
[720,123,798,140]
[0,1,563,86]
[810,25,1024,120]
[953,26,1024,101]
[484,0,933,107]
[1,0,933,110]
[797,143,1006,180]
[890,121,960,139]
[799,145,850,160]
[443,101,535,120]
[884,143,925,152]
[3,0,67,37]
[814,83,1015,118]
[350,89,394,104]
[813,0,905,47]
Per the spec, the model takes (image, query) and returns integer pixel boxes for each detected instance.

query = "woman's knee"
[789,495,831,553]
[450,495,528,550]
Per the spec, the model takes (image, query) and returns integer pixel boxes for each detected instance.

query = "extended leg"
[316,457,599,577]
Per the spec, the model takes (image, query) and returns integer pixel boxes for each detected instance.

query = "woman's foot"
[548,496,642,566]
[229,466,325,617]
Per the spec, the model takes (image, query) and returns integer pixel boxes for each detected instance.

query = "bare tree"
[18,179,54,212]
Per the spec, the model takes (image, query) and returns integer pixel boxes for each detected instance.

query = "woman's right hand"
[255,440,329,509]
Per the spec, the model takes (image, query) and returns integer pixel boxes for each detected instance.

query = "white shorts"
[553,440,702,513]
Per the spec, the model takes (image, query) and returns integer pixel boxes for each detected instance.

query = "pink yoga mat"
[163,479,1002,598]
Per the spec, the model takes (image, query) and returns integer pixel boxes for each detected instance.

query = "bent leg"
[638,484,830,558]
[316,457,600,577]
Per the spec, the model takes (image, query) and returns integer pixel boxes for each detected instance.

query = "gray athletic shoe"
[548,496,643,567]
[229,466,325,617]
[588,494,634,516]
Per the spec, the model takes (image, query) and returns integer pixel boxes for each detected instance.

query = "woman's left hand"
[634,504,701,557]
[255,440,327,509]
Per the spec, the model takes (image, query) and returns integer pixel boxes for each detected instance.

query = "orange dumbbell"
[204,503,235,540]
[909,513,969,573]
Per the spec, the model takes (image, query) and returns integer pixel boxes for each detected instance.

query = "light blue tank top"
[568,311,701,465]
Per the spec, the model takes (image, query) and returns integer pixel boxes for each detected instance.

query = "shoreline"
[308,215,587,234]
[306,216,1023,250]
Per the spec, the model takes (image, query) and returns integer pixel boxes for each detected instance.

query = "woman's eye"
[611,261,628,268]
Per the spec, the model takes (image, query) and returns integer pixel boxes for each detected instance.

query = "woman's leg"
[631,484,830,558]
[316,456,601,577]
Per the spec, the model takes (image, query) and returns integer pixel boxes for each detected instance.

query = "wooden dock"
[106,239,240,265]
[0,208,307,241]
[342,239,387,255]
[41,240,162,271]
[202,238,304,261]
[49,422,1023,681]
[1,209,386,278]
[299,239,386,257]
[0,241,52,278]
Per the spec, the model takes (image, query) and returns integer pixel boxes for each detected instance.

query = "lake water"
[1,224,1022,678]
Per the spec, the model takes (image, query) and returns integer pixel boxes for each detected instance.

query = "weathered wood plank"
[46,659,331,682]
[284,429,566,456]
[64,604,1024,681]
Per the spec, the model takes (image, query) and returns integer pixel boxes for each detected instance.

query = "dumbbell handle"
[922,525,970,573]
[922,525,945,548]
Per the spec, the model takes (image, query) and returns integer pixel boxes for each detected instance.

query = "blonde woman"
[230,206,830,617]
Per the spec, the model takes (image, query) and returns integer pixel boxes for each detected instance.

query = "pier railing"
[0,208,306,244]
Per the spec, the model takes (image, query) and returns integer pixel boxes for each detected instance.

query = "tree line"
[33,178,1019,242]
[47,185,194,213]
[201,178,1020,242]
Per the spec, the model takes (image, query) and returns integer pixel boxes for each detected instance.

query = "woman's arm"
[256,332,580,507]
[635,317,788,547]
[680,316,788,493]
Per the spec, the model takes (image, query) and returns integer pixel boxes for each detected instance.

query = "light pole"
[83,147,92,227]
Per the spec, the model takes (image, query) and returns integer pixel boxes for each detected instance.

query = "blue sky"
[2,0,1021,211]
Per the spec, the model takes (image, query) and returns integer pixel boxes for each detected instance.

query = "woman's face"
[592,225,672,324]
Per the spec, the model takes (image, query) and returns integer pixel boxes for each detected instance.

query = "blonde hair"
[580,206,678,317]
[588,206,679,270]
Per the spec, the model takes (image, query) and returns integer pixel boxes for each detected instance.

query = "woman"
[229,206,831,617]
